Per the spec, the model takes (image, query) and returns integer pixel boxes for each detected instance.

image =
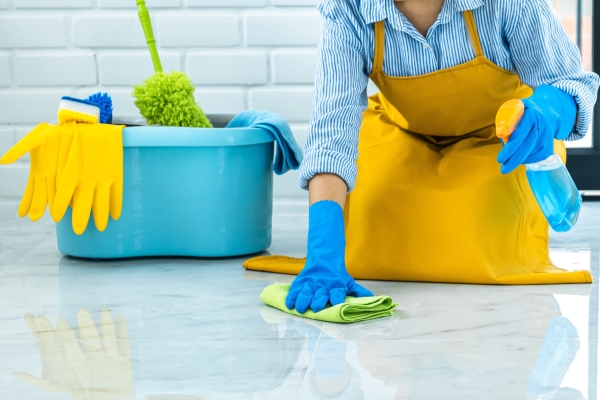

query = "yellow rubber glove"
[52,123,124,235]
[56,121,77,194]
[0,107,99,222]
[58,108,99,125]
[0,123,69,221]
[56,108,100,216]
[56,108,96,181]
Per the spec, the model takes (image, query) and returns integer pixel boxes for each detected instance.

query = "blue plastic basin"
[56,125,275,259]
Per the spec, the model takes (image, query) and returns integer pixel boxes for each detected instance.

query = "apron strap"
[462,10,484,58]
[372,21,385,74]
[373,11,482,74]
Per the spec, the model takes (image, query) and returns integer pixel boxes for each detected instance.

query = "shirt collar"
[360,0,484,29]
[451,0,485,13]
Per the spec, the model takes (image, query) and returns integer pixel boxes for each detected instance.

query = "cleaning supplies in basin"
[55,124,277,258]
[132,0,211,128]
[496,99,582,232]
[58,97,101,124]
[52,122,124,235]
[86,92,113,124]
[1,96,125,235]
[226,110,303,175]
[261,284,398,324]
[1,123,64,221]
[0,97,101,221]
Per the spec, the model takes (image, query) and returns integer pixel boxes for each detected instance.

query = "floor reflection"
[261,307,367,399]
[0,203,599,399]
[8,257,598,399]
[10,256,310,399]
[352,294,587,399]
[285,281,593,399]
[525,316,583,399]
[14,309,133,399]
[550,249,592,272]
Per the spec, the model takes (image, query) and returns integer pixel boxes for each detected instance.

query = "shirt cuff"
[298,149,357,193]
[551,79,599,141]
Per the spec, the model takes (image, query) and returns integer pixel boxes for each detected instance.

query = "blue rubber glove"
[497,84,577,174]
[285,200,374,314]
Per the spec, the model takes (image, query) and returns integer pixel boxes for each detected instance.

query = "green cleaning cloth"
[260,283,398,324]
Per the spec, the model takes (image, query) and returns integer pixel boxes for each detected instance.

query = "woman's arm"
[505,0,600,140]
[309,173,348,207]
[284,1,374,315]
[299,1,369,196]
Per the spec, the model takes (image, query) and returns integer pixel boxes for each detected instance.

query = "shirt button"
[423,43,430,49]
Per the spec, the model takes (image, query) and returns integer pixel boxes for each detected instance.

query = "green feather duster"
[133,71,212,128]
[134,1,212,128]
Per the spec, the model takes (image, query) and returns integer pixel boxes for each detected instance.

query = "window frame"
[567,0,600,192]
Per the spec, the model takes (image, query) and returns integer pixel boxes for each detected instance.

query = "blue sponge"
[86,92,113,124]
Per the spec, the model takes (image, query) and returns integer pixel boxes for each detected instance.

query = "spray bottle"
[496,99,582,232]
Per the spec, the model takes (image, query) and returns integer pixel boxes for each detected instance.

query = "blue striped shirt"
[299,0,600,192]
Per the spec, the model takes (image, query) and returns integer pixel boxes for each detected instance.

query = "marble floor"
[1,200,599,400]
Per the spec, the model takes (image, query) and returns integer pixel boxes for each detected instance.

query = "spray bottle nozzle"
[496,98,525,144]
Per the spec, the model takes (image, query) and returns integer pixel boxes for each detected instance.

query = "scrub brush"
[132,0,212,128]
[86,92,113,124]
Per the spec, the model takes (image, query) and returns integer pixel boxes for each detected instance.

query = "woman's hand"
[497,85,577,174]
[285,190,373,314]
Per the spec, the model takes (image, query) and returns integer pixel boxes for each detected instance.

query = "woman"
[245,0,600,313]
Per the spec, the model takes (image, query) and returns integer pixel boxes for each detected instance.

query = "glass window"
[552,0,594,148]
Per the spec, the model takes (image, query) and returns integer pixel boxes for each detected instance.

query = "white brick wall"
[73,16,148,47]
[159,15,240,47]
[101,0,181,8]
[188,52,268,85]
[99,52,181,85]
[0,16,67,48]
[15,53,97,86]
[0,0,321,199]
[273,50,318,83]
[246,14,320,46]
[0,54,10,86]
[14,0,93,8]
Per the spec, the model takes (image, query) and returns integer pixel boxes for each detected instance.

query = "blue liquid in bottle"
[525,154,582,232]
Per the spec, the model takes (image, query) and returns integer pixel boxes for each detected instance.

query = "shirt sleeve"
[298,3,369,192]
[505,0,600,140]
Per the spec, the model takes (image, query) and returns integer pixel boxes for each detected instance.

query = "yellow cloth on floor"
[243,256,305,275]
[244,11,592,285]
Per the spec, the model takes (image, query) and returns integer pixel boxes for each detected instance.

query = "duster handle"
[136,0,163,73]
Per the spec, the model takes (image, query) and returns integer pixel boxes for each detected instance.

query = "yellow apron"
[245,11,592,285]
